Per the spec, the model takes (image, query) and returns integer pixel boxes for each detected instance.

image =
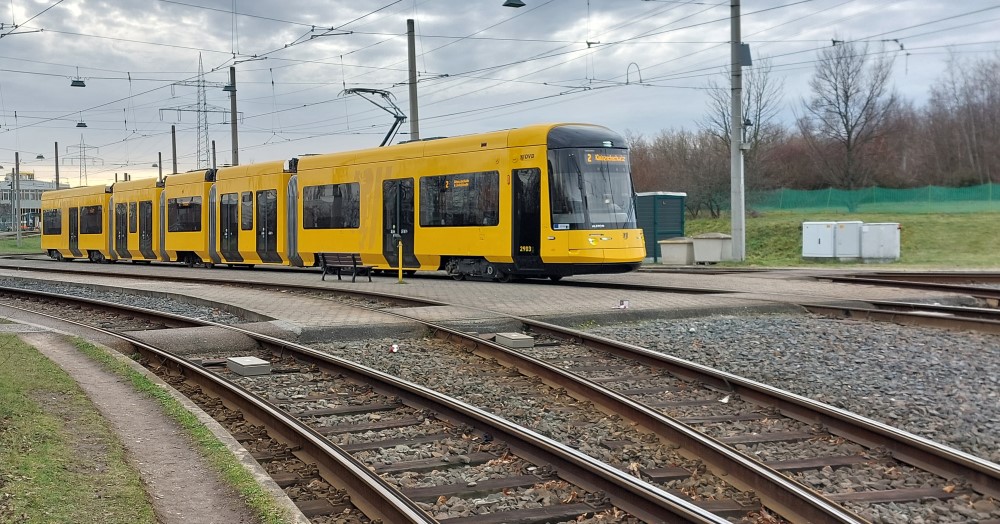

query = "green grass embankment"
[684,211,1000,268]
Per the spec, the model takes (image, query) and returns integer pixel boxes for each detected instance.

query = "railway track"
[815,273,1000,306]
[3,273,1000,522]
[0,285,724,523]
[801,300,1000,334]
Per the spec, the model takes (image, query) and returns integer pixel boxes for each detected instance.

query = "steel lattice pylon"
[159,54,229,169]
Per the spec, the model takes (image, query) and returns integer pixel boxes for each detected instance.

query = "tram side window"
[42,209,62,235]
[241,192,253,230]
[129,202,138,233]
[419,171,499,227]
[167,196,202,232]
[302,183,360,229]
[80,205,103,234]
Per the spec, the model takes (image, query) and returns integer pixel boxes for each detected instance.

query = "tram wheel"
[495,272,512,283]
[451,273,466,281]
[549,275,563,282]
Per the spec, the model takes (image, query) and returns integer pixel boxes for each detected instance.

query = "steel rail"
[263,294,867,523]
[214,321,728,523]
[0,301,436,524]
[819,275,1000,302]
[515,315,1000,501]
[803,302,1000,335]
[845,271,1000,284]
[8,269,1000,515]
[428,326,866,523]
[0,285,726,523]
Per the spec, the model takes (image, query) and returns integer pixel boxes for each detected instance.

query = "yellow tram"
[41,123,645,280]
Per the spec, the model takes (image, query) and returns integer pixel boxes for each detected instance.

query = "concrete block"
[495,332,534,348]
[226,356,272,376]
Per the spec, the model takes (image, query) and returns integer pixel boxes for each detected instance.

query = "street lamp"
[71,66,86,87]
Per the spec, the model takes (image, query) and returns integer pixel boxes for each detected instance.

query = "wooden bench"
[317,252,373,282]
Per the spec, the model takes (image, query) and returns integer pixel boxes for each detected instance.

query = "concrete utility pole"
[729,0,746,261]
[14,152,20,244]
[54,142,60,189]
[407,19,420,141]
[171,125,178,174]
[229,66,239,166]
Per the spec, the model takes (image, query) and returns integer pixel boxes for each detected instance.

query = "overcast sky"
[1,0,997,187]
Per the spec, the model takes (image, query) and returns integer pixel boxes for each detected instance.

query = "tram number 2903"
[519,245,534,253]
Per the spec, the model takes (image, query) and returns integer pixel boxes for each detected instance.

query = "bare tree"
[798,41,898,208]
[624,130,658,191]
[924,51,1000,186]
[702,57,786,192]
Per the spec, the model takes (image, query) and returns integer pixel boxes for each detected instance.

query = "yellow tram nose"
[559,229,645,264]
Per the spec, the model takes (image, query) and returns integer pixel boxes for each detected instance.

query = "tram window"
[302,183,360,229]
[167,196,202,232]
[42,209,62,235]
[80,205,103,234]
[129,202,138,233]
[241,192,253,230]
[419,171,499,227]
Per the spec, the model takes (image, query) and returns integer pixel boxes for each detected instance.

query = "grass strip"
[0,334,155,523]
[70,338,288,524]
[685,211,1000,267]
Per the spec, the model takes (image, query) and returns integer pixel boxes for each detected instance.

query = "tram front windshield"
[548,148,636,231]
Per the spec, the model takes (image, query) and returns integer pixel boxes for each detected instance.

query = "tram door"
[382,178,417,268]
[220,193,242,262]
[69,207,81,257]
[114,203,129,258]
[512,168,543,270]
[256,189,281,263]
[139,201,155,259]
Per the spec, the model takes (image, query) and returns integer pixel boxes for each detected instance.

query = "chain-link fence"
[752,184,1000,213]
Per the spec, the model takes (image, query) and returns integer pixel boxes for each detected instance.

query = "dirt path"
[18,331,281,524]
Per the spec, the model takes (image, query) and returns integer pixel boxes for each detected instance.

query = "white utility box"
[834,221,862,259]
[496,332,534,348]
[226,356,272,376]
[692,232,733,263]
[861,223,901,262]
[802,222,836,257]
[658,237,694,265]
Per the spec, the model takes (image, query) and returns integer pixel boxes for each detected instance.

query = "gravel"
[585,313,1000,465]
[0,277,245,324]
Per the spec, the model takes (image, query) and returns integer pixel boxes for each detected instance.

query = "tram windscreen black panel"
[547,149,635,231]
[547,125,636,232]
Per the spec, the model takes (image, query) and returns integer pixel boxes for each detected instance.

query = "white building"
[1,171,69,231]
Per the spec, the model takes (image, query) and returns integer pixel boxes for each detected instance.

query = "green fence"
[753,184,1000,213]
